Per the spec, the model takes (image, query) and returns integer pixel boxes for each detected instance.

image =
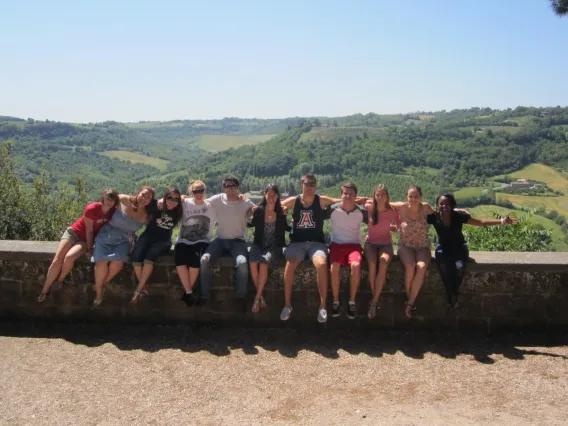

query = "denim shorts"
[284,241,328,261]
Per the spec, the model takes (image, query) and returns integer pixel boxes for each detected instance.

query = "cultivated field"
[101,150,169,170]
[493,163,568,217]
[196,134,277,152]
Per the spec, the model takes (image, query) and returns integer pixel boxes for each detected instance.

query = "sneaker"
[348,302,356,319]
[181,292,196,307]
[280,306,293,321]
[331,302,341,318]
[317,308,328,323]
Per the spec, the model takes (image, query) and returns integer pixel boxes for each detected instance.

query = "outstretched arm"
[467,216,518,227]
[422,202,435,215]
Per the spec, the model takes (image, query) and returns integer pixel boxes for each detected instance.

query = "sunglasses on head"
[192,189,205,194]
[166,196,180,202]
[303,182,316,187]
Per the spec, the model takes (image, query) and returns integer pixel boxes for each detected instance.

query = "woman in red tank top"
[37,189,119,302]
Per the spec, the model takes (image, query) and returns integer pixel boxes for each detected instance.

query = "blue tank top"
[290,194,325,243]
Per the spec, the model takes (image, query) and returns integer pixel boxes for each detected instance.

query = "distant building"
[510,178,535,189]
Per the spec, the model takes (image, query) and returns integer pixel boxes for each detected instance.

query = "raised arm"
[421,202,435,215]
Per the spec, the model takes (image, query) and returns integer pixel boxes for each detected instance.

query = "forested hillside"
[2,106,568,203]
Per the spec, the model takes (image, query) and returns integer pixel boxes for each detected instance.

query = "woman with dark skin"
[427,193,518,307]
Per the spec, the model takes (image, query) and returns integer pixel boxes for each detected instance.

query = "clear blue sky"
[1,0,567,122]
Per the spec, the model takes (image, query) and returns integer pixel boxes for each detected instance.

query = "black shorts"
[174,242,209,268]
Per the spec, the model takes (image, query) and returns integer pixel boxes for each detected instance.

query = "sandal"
[405,302,414,319]
[130,289,149,305]
[252,298,261,313]
[368,302,377,319]
[259,295,267,309]
[37,292,48,303]
[93,288,106,307]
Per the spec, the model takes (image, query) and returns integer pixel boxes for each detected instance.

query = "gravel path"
[0,321,567,425]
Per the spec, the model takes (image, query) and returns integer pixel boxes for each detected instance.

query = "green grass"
[454,187,487,200]
[195,134,277,152]
[468,205,568,251]
[101,150,169,170]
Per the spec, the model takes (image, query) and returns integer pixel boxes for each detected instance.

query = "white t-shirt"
[207,193,255,240]
[176,199,217,245]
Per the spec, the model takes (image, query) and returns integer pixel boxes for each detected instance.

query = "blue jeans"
[200,238,249,299]
[434,244,469,300]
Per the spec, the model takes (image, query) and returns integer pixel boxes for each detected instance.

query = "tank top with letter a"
[290,194,325,243]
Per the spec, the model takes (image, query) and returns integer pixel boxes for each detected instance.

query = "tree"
[550,0,568,16]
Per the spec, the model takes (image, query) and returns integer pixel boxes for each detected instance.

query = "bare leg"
[188,268,200,290]
[407,249,432,306]
[252,263,269,313]
[372,247,393,304]
[41,239,74,295]
[135,263,154,292]
[312,256,328,309]
[283,259,300,307]
[398,246,417,299]
[349,261,361,303]
[105,261,124,284]
[94,261,108,303]
[57,242,87,286]
[364,244,378,296]
[330,262,341,303]
[133,265,143,282]
[250,261,259,289]
[177,266,192,293]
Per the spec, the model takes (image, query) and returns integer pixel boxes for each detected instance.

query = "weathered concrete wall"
[0,240,567,331]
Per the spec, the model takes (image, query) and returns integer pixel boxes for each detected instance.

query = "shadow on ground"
[1,319,566,364]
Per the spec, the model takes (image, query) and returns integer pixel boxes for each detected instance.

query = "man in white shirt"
[200,176,255,306]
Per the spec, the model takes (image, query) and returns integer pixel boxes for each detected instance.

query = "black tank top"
[291,194,325,243]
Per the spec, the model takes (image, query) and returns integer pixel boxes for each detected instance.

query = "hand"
[85,250,92,259]
[238,194,246,201]
[503,216,518,225]
[282,206,288,216]
[251,205,259,213]
[157,198,163,210]
[389,224,399,232]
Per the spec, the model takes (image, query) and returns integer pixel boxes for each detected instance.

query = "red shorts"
[329,243,362,267]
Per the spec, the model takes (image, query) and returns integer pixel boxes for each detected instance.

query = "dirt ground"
[0,321,566,425]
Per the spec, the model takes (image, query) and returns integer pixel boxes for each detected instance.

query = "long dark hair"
[162,186,183,225]
[260,183,282,217]
[371,184,391,225]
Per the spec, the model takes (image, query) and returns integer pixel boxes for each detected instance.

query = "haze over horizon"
[1,0,567,123]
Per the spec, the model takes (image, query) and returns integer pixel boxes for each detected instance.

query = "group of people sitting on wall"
[38,174,518,322]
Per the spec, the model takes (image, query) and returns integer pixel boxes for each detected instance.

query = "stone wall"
[1,240,567,331]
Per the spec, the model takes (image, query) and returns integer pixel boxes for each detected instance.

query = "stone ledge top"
[1,240,567,272]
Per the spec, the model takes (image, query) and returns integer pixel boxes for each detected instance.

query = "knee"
[379,256,391,266]
[200,254,211,267]
[51,256,65,266]
[314,260,328,271]
[350,261,361,271]
[236,255,248,269]
[416,262,428,272]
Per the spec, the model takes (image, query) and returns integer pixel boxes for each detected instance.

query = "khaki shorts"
[61,227,80,244]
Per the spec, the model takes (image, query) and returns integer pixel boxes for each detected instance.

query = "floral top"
[262,221,277,248]
[399,207,430,249]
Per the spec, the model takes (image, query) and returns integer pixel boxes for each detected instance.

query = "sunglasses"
[166,196,180,203]
[192,189,205,194]
[223,184,237,189]
[303,182,316,187]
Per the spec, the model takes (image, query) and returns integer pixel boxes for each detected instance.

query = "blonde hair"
[188,180,206,194]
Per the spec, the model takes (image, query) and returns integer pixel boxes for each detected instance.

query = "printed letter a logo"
[298,211,315,228]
